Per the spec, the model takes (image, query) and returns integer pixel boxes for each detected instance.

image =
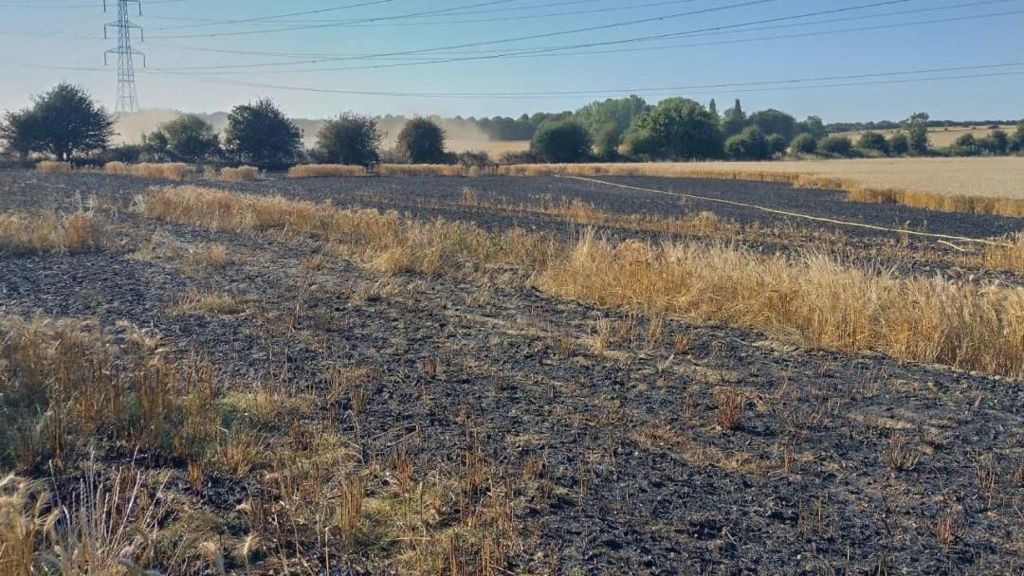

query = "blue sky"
[0,0,1022,122]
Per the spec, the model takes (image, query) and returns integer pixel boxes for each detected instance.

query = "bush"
[498,151,539,164]
[624,98,722,160]
[724,127,770,160]
[748,109,798,142]
[979,129,1009,155]
[790,133,818,155]
[766,133,788,156]
[154,114,221,163]
[396,118,447,164]
[819,135,854,157]
[530,120,592,163]
[1011,122,1024,154]
[949,133,981,157]
[457,151,495,170]
[857,132,890,156]
[224,99,302,170]
[313,113,381,166]
[907,124,930,156]
[0,83,113,160]
[889,132,910,156]
[98,144,143,164]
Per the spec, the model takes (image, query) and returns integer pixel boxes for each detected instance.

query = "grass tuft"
[0,212,104,254]
[219,166,261,182]
[35,161,72,174]
[104,161,192,180]
[288,164,366,178]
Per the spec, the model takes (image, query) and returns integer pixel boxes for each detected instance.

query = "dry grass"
[35,161,72,174]
[836,125,1018,148]
[985,234,1024,270]
[180,289,247,315]
[0,212,104,254]
[104,161,192,180]
[537,231,1024,378]
[288,164,366,178]
[143,185,559,277]
[378,164,469,177]
[499,158,1024,217]
[219,166,261,182]
[142,185,1024,378]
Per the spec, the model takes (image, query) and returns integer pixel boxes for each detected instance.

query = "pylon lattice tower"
[104,0,145,114]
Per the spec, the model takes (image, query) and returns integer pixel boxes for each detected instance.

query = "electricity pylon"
[104,0,145,114]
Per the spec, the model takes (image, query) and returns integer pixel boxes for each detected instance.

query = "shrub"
[724,127,769,160]
[530,120,592,163]
[224,99,302,170]
[313,113,381,166]
[624,98,722,160]
[907,124,930,156]
[499,151,539,164]
[766,133,788,156]
[99,144,143,164]
[857,132,890,156]
[790,133,818,155]
[979,129,1008,155]
[457,151,495,172]
[0,83,113,160]
[819,135,854,157]
[889,132,910,156]
[950,133,981,157]
[396,118,447,164]
[1010,122,1024,153]
[154,114,221,163]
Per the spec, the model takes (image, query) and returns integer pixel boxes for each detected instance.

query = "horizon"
[1,0,1022,123]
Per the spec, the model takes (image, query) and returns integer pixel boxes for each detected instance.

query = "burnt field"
[4,168,1024,575]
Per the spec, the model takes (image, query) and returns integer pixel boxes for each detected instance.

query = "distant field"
[836,125,1016,148]
[509,157,1024,200]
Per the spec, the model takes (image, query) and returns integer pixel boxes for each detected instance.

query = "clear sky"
[0,0,1022,122]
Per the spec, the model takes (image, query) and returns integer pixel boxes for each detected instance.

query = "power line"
[148,0,783,39]
[132,62,1024,99]
[146,0,403,30]
[146,0,920,72]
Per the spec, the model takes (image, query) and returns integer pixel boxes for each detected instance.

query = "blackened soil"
[3,169,1024,574]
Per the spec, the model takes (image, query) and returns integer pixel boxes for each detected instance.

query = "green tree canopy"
[748,109,798,141]
[721,99,746,137]
[790,133,818,155]
[530,120,593,163]
[155,114,220,163]
[397,118,448,164]
[889,132,910,156]
[0,83,113,160]
[724,126,770,160]
[857,132,890,155]
[624,98,722,160]
[224,99,302,170]
[820,135,855,157]
[313,113,381,166]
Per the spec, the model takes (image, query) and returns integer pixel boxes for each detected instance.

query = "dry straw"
[220,166,261,182]
[143,185,1024,378]
[0,212,103,254]
[103,162,192,180]
[35,161,72,174]
[288,164,366,178]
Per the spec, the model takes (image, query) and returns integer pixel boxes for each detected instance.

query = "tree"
[950,133,980,157]
[724,126,769,160]
[978,129,1008,155]
[0,83,113,160]
[708,98,718,120]
[397,118,447,164]
[155,114,220,162]
[624,98,722,160]
[721,99,746,137]
[889,132,910,156]
[790,133,818,155]
[857,132,890,156]
[530,120,592,163]
[748,109,798,142]
[904,112,930,156]
[820,135,854,157]
[313,113,381,166]
[1010,122,1024,153]
[573,96,647,158]
[766,133,788,156]
[224,99,302,169]
[798,116,826,139]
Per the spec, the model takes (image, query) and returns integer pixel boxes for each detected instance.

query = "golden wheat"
[288,164,366,178]
[378,164,468,177]
[0,212,104,254]
[104,161,192,180]
[35,161,71,174]
[220,166,261,182]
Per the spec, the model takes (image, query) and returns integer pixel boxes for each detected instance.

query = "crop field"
[836,125,1019,149]
[4,167,1024,574]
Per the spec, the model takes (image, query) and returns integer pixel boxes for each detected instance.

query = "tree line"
[2,83,1023,169]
